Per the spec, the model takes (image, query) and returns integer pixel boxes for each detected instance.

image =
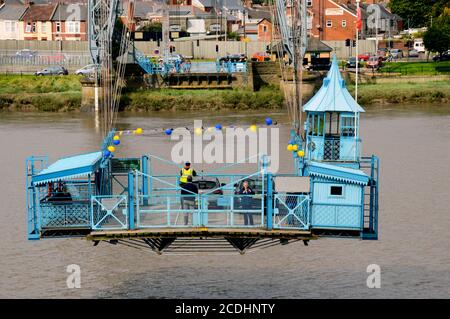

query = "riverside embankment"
[0,74,449,112]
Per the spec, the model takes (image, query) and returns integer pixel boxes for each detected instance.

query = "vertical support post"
[141,155,148,206]
[267,172,273,230]
[128,171,135,230]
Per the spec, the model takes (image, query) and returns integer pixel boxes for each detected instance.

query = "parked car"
[219,53,247,63]
[357,53,370,61]
[432,51,450,62]
[345,57,361,69]
[75,64,100,75]
[408,49,419,57]
[15,49,37,58]
[191,176,223,208]
[35,66,68,76]
[390,49,403,59]
[366,56,382,69]
[251,51,271,62]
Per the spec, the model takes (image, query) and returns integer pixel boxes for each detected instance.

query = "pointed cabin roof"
[303,55,365,113]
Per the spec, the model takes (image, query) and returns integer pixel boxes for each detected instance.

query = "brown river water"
[0,105,449,298]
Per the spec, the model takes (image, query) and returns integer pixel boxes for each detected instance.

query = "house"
[19,3,57,41]
[257,18,271,42]
[51,4,87,41]
[306,0,401,41]
[0,3,27,40]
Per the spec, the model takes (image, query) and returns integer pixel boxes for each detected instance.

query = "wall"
[323,39,377,58]
[135,40,270,59]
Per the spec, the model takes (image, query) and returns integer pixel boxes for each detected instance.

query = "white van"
[414,40,425,53]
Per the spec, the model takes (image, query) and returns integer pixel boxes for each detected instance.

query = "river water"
[0,105,449,298]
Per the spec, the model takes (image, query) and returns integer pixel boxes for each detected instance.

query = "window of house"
[307,0,312,6]
[330,185,343,196]
[56,22,61,33]
[262,25,267,32]
[342,19,347,27]
[326,20,332,28]
[41,23,46,34]
[32,22,36,33]
[66,21,80,34]
[5,21,16,33]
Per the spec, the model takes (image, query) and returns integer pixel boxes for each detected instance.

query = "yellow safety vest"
[180,168,193,183]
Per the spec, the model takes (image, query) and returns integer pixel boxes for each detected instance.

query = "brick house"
[51,4,87,41]
[257,18,272,42]
[306,0,400,41]
[19,3,57,41]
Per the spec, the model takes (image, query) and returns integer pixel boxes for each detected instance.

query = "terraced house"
[19,2,56,41]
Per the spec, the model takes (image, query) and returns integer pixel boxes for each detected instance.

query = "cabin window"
[309,114,324,136]
[326,20,332,28]
[325,112,340,136]
[307,0,312,6]
[342,20,347,28]
[330,185,343,196]
[341,115,356,137]
[56,22,61,33]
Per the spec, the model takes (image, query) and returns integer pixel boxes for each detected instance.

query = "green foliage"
[142,22,162,33]
[423,9,450,54]
[389,0,450,27]
[227,32,241,41]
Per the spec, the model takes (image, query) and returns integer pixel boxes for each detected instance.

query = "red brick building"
[51,4,87,41]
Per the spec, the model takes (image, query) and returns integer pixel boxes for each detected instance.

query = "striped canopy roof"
[303,55,365,113]
[306,161,369,186]
[32,151,102,185]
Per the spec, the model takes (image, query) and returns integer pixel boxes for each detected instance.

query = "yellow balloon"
[287,144,293,151]
[107,146,116,153]
[195,128,203,135]
[135,128,143,135]
[292,144,298,151]
[113,135,120,141]
[297,150,305,157]
[250,125,257,132]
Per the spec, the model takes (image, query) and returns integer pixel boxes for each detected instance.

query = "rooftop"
[303,55,365,113]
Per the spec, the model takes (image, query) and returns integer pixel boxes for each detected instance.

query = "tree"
[423,8,450,55]
[389,0,450,28]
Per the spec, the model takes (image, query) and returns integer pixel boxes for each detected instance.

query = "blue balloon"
[113,139,120,145]
[215,124,222,130]
[103,150,111,158]
[265,117,273,125]
[165,128,173,135]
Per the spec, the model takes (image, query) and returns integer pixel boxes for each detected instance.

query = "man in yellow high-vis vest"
[179,162,197,184]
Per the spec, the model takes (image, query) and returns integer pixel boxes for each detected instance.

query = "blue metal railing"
[136,194,264,228]
[91,195,128,230]
[273,194,310,230]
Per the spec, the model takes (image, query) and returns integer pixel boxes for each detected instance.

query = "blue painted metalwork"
[32,152,102,185]
[266,173,273,230]
[91,195,128,230]
[128,172,135,230]
[273,194,310,230]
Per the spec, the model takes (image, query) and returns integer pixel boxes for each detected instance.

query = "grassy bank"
[0,74,449,112]
[0,75,81,111]
[348,80,450,105]
[379,61,450,76]
[122,86,284,111]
